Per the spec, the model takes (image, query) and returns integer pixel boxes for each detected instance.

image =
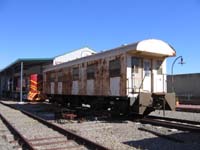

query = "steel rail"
[146,115,200,125]
[140,118,200,132]
[0,101,110,150]
[22,110,110,150]
[176,107,200,113]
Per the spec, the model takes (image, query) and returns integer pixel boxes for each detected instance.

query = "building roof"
[0,58,53,73]
[53,47,96,65]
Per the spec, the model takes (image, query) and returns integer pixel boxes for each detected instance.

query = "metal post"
[163,96,165,116]
[171,56,184,93]
[19,61,24,104]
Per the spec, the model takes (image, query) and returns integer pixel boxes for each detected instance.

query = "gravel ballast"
[58,119,200,150]
[1,100,200,150]
[0,102,87,150]
[0,118,19,150]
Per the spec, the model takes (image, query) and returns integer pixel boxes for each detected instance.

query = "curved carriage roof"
[130,39,176,57]
[44,39,176,72]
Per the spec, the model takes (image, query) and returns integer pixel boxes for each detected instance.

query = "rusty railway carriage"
[43,39,176,115]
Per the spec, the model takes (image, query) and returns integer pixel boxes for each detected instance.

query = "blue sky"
[0,0,199,74]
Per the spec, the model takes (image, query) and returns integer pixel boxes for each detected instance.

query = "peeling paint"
[44,54,127,97]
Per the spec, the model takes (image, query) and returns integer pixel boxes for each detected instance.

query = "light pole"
[171,56,185,93]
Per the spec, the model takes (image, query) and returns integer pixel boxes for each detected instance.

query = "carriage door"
[86,64,95,95]
[143,59,152,92]
[131,57,142,92]
[72,67,79,95]
[57,71,63,94]
[154,60,165,92]
[50,72,55,94]
[109,59,120,96]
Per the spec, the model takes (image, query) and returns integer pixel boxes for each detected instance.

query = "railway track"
[0,102,110,150]
[146,115,200,125]
[140,115,200,132]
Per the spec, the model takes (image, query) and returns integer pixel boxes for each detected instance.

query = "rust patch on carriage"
[80,63,87,95]
[44,53,127,97]
[120,54,127,96]
[63,67,72,95]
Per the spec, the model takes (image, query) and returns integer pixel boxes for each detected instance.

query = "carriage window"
[49,73,55,82]
[131,57,140,73]
[144,61,150,76]
[57,71,63,81]
[157,60,163,75]
[87,64,95,79]
[72,67,79,80]
[109,59,121,77]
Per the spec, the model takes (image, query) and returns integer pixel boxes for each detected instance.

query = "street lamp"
[171,56,185,93]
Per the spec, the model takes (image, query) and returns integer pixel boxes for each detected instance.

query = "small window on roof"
[72,67,79,80]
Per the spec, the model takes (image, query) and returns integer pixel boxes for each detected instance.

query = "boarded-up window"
[131,57,141,73]
[72,67,79,80]
[157,60,163,75]
[87,64,95,79]
[49,72,55,82]
[109,59,121,77]
[57,71,63,81]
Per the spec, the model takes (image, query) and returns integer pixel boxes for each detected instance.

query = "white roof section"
[53,47,96,65]
[135,39,176,56]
